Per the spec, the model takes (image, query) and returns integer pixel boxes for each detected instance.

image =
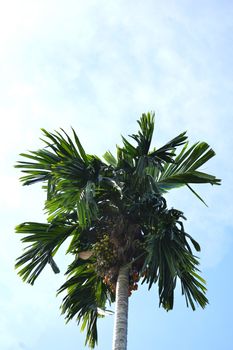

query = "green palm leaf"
[142,209,208,310]
[130,112,155,155]
[158,141,220,185]
[58,260,114,348]
[155,141,221,203]
[15,128,102,187]
[148,131,187,166]
[102,151,117,167]
[15,222,76,284]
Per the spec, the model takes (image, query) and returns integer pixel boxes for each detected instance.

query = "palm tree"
[15,113,220,349]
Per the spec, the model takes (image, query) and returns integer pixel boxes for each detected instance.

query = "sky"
[0,0,232,349]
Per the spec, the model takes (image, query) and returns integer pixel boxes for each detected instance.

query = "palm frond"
[154,141,221,204]
[15,148,59,185]
[102,151,117,167]
[149,131,187,166]
[130,112,155,155]
[15,128,103,188]
[158,141,220,185]
[117,112,155,163]
[15,222,76,284]
[121,136,138,159]
[76,182,98,228]
[142,209,208,310]
[58,260,114,348]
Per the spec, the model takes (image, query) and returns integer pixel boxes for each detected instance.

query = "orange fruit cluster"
[102,270,141,297]
[103,274,116,293]
[128,270,139,296]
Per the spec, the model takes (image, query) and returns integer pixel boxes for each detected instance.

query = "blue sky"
[0,0,232,349]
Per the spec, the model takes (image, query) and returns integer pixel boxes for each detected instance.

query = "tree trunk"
[112,265,129,350]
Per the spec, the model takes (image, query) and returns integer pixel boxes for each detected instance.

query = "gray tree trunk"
[112,265,129,350]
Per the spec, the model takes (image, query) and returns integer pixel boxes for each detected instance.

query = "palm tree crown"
[15,113,220,348]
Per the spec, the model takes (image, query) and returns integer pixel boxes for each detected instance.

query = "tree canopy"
[15,112,220,348]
